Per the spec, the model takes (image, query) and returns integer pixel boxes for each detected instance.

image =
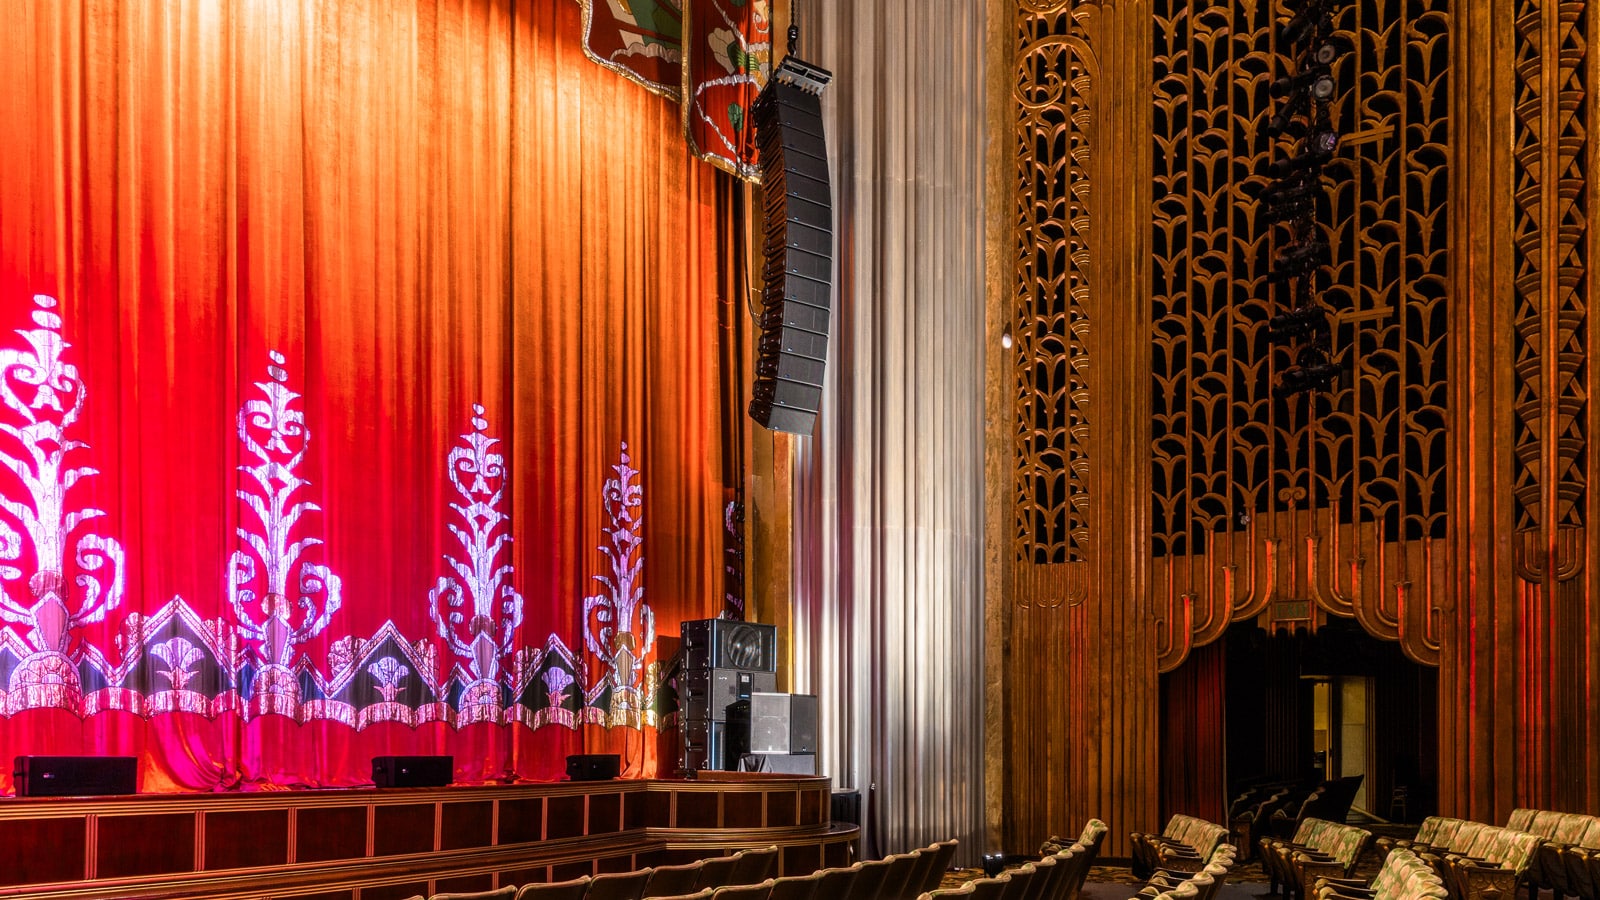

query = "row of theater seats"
[1131,840,1238,900]
[1309,847,1447,900]
[1377,810,1600,900]
[1503,808,1600,900]
[1230,777,1365,856]
[1260,818,1375,899]
[924,819,1108,900]
[402,840,961,900]
[1129,815,1232,878]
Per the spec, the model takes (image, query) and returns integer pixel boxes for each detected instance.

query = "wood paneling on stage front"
[987,0,1599,855]
[0,777,854,900]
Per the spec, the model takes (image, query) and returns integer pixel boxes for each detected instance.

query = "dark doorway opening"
[1158,618,1439,830]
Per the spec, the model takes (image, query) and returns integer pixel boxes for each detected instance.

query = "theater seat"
[431,889,517,900]
[588,869,653,900]
[518,875,593,900]
[713,878,776,900]
[645,862,706,898]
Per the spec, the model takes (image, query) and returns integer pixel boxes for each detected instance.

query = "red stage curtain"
[1160,640,1228,824]
[0,0,727,791]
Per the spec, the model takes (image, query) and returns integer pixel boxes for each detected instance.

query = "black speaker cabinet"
[681,619,778,673]
[749,692,819,755]
[566,753,621,781]
[750,56,834,435]
[681,667,778,722]
[724,700,753,770]
[681,718,728,772]
[372,755,453,788]
[13,756,137,797]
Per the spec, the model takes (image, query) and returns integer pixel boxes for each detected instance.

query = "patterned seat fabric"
[1434,826,1546,900]
[1284,821,1373,900]
[1563,817,1600,900]
[1313,847,1446,900]
[1132,815,1226,878]
[1079,819,1109,847]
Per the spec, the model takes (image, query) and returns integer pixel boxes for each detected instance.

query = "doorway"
[1157,617,1439,826]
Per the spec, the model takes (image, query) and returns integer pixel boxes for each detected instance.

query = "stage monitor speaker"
[567,754,621,781]
[750,56,834,436]
[681,619,778,673]
[681,667,778,722]
[13,756,137,797]
[372,755,453,788]
[749,692,819,755]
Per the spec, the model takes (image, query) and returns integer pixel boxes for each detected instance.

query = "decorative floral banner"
[0,296,657,731]
[583,0,771,180]
[684,0,771,180]
[581,0,684,98]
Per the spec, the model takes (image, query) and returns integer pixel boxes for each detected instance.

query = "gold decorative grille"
[1314,0,1452,543]
[1152,0,1451,554]
[1014,0,1093,565]
[1148,0,1450,665]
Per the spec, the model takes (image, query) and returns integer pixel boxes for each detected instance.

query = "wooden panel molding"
[0,776,854,900]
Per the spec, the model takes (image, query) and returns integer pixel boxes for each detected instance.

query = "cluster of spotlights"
[1261,0,1347,398]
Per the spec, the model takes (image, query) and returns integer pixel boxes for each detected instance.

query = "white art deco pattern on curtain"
[789,2,988,861]
[0,294,654,730]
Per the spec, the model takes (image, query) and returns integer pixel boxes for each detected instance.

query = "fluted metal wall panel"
[789,1,989,863]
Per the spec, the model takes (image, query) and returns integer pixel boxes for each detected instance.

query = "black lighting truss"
[1262,0,1345,398]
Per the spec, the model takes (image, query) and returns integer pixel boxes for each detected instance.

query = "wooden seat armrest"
[1313,882,1373,899]
[1297,857,1351,891]
[1314,889,1376,900]
[1312,877,1368,890]
[1453,863,1519,900]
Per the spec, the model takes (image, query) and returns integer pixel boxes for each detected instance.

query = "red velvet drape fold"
[0,0,726,791]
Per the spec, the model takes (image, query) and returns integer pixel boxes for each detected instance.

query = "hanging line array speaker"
[749,56,833,435]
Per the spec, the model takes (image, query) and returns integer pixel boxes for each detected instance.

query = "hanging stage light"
[1275,344,1341,397]
[1257,0,1348,397]
[1269,306,1330,343]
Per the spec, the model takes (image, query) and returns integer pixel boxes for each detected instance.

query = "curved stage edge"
[0,773,859,900]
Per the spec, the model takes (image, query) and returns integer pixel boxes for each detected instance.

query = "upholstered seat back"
[1078,818,1108,847]
[1448,822,1488,855]
[1529,811,1567,837]
[1194,826,1230,861]
[1554,814,1593,843]
[1292,818,1324,846]
[1577,817,1600,850]
[1499,830,1544,874]
[1507,809,1537,832]
[1164,815,1191,839]
[1432,818,1466,848]
[1315,823,1372,869]
[1398,863,1449,900]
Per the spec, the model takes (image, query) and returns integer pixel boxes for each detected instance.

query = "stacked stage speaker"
[679,619,778,771]
[749,56,834,436]
[725,692,818,774]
